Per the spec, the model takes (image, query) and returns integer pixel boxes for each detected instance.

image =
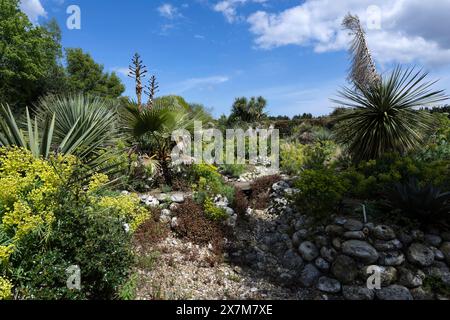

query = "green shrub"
[364,154,448,189]
[280,142,306,175]
[9,192,134,300]
[220,164,247,178]
[417,114,450,162]
[303,141,338,170]
[280,140,339,175]
[339,153,450,200]
[383,179,450,225]
[0,147,146,300]
[191,164,235,208]
[294,168,349,220]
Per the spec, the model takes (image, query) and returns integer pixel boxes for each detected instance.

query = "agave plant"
[384,178,450,224]
[333,67,448,162]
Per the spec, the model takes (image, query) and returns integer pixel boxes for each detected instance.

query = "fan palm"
[333,67,448,162]
[122,96,202,184]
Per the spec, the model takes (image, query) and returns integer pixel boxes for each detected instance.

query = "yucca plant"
[333,67,448,162]
[342,13,381,89]
[0,94,122,176]
[34,94,120,160]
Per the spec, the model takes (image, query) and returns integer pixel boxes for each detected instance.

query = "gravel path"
[134,206,316,300]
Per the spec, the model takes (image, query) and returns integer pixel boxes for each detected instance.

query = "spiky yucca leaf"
[0,94,122,176]
[35,94,119,157]
[333,67,448,162]
[0,104,56,158]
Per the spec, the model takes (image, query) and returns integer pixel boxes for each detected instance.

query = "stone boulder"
[406,243,435,267]
[376,285,413,300]
[342,240,379,264]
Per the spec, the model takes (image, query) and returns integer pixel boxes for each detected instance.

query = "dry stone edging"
[231,179,450,300]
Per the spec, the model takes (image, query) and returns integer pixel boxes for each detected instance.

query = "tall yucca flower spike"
[342,13,381,89]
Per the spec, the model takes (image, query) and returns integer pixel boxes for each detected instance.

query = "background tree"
[228,96,267,123]
[292,113,313,120]
[189,103,215,125]
[0,0,64,112]
[65,48,125,99]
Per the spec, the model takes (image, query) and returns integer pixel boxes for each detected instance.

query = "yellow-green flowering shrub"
[191,164,235,212]
[203,197,228,221]
[0,244,14,264]
[0,148,76,254]
[88,173,110,192]
[280,142,306,175]
[96,194,149,232]
[0,276,13,300]
[0,147,149,298]
[87,173,150,231]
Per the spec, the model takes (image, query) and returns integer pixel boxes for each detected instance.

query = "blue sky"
[21,0,450,117]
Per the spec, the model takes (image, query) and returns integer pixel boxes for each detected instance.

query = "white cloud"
[214,0,267,23]
[158,3,180,19]
[111,67,129,77]
[20,0,47,23]
[247,0,450,66]
[171,76,230,93]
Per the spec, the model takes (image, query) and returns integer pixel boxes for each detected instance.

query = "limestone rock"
[331,255,358,284]
[407,243,435,267]
[282,249,304,270]
[424,234,442,247]
[344,231,366,240]
[440,242,450,265]
[373,239,403,251]
[325,225,345,236]
[398,268,424,288]
[170,193,185,203]
[378,251,405,266]
[317,277,341,293]
[343,219,363,231]
[342,240,379,264]
[314,257,330,272]
[373,225,396,241]
[376,285,413,300]
[298,241,319,262]
[299,264,321,287]
[320,246,337,263]
[342,286,374,300]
